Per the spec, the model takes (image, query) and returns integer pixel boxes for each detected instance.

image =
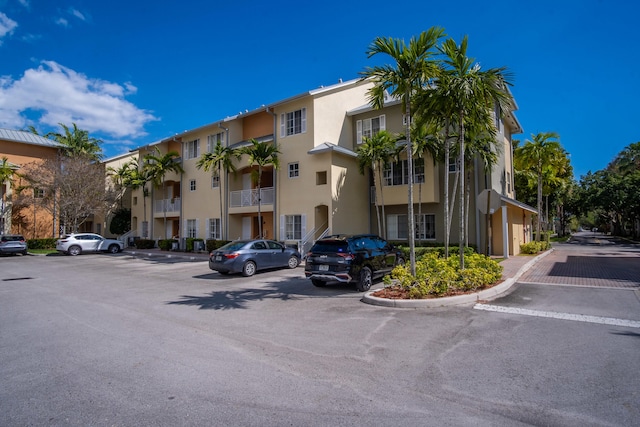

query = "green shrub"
[206,240,231,252]
[134,239,156,249]
[26,238,57,249]
[386,252,503,298]
[520,241,550,254]
[157,239,177,251]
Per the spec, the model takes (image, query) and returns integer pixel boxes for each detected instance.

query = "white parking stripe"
[474,304,640,328]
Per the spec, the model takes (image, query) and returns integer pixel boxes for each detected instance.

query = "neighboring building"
[125,77,535,257]
[0,128,62,238]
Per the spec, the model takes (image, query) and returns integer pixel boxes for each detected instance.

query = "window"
[387,214,435,240]
[284,215,302,240]
[133,196,138,205]
[507,172,511,193]
[208,218,221,240]
[186,219,197,238]
[207,132,225,152]
[190,179,196,191]
[448,157,458,173]
[34,188,44,198]
[383,159,424,186]
[211,172,220,188]
[316,171,327,185]
[356,115,386,144]
[280,108,307,137]
[288,162,299,178]
[495,104,502,134]
[185,139,200,160]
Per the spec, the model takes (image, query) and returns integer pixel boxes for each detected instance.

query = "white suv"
[56,233,124,256]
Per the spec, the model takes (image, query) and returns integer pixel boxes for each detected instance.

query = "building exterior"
[124,77,535,257]
[0,128,62,238]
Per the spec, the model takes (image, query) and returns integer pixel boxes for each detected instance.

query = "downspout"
[266,107,278,240]
[218,123,229,240]
[176,137,184,247]
[474,156,480,254]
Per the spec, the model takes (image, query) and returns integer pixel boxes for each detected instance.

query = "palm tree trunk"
[378,164,387,239]
[458,112,465,270]
[218,166,223,241]
[537,174,542,241]
[257,166,262,238]
[373,164,382,236]
[444,128,450,259]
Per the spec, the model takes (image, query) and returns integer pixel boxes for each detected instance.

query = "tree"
[240,139,280,239]
[435,36,513,268]
[0,157,18,234]
[107,160,138,208]
[30,123,103,161]
[196,140,238,240]
[360,26,445,275]
[143,148,184,239]
[514,132,563,241]
[127,166,152,238]
[356,130,396,238]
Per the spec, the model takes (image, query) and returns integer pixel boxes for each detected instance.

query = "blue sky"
[1,0,638,179]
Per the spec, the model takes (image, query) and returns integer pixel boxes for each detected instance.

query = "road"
[1,235,638,426]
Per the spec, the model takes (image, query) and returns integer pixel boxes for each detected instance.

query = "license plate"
[215,255,222,261]
[319,265,329,271]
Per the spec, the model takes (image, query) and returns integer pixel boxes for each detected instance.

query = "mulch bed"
[371,279,505,300]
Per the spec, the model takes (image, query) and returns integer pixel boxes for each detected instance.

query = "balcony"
[230,187,274,208]
[154,198,181,215]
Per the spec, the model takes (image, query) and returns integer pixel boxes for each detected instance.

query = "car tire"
[22,250,28,256]
[68,245,82,256]
[108,244,120,254]
[356,266,372,292]
[311,279,326,287]
[287,256,299,269]
[242,261,256,277]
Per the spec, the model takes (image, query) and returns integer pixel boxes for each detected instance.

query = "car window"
[267,241,283,250]
[1,235,24,242]
[311,240,349,254]
[252,241,266,250]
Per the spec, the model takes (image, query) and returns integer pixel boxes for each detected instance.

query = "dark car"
[0,234,28,256]
[209,239,301,277]
[304,234,405,291]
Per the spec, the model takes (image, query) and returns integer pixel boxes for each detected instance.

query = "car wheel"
[287,256,299,269]
[356,266,372,292]
[311,279,326,287]
[22,250,28,256]
[108,244,120,254]
[242,261,257,277]
[68,245,82,256]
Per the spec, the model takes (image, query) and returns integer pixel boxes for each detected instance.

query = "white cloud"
[0,61,157,138]
[0,12,18,45]
[69,8,86,22]
[55,17,68,27]
[18,0,30,8]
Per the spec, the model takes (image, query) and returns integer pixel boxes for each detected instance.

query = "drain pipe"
[265,107,278,240]
[218,123,230,240]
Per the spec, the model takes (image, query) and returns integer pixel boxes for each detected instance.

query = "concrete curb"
[361,249,554,308]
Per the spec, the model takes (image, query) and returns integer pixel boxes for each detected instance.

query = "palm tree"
[357,130,396,238]
[514,132,562,241]
[106,160,138,208]
[435,35,512,268]
[127,166,152,238]
[143,148,185,239]
[360,26,445,275]
[240,139,280,239]
[0,157,17,234]
[44,123,103,161]
[196,140,238,240]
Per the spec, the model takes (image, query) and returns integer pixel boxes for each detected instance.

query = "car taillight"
[338,253,354,261]
[224,253,239,259]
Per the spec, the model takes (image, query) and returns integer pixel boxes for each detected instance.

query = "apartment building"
[125,77,535,257]
[0,128,62,238]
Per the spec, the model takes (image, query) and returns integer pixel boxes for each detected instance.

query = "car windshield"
[219,241,249,251]
[1,235,24,242]
[311,240,349,253]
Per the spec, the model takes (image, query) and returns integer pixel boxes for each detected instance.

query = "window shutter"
[205,218,210,240]
[301,108,307,133]
[182,221,187,239]
[280,215,285,240]
[301,214,306,240]
[221,131,226,144]
[379,115,386,131]
[280,114,285,138]
[356,120,362,144]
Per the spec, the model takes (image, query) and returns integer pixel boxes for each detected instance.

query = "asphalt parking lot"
[1,250,638,426]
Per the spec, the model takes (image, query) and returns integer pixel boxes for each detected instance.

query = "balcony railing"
[154,198,181,213]
[230,187,274,208]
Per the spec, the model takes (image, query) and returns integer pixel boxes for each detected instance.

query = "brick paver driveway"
[518,232,640,288]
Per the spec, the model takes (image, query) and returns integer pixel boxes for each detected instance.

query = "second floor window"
[34,188,45,198]
[383,159,424,186]
[211,172,220,188]
[288,162,299,178]
[190,179,196,191]
[185,139,200,159]
[356,115,386,144]
[280,108,307,137]
[207,132,225,152]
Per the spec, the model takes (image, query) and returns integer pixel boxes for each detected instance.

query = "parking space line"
[474,304,640,328]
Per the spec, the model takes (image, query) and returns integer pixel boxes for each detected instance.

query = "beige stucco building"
[122,78,535,257]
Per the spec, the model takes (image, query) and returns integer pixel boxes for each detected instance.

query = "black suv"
[304,234,405,292]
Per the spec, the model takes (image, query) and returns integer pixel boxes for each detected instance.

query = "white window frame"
[356,115,386,144]
[189,179,196,191]
[284,215,302,240]
[288,162,299,178]
[280,108,307,137]
[387,213,435,240]
[186,219,198,239]
[207,218,221,240]
[185,139,200,160]
[383,159,424,186]
[207,132,225,152]
[211,172,220,188]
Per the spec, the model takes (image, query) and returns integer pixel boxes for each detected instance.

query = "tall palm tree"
[0,157,17,234]
[196,140,238,240]
[240,139,280,239]
[357,130,396,238]
[106,160,138,208]
[361,26,445,275]
[43,123,103,161]
[143,148,185,239]
[127,166,152,238]
[436,35,512,268]
[514,132,562,241]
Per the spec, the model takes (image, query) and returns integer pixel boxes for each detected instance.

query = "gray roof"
[0,128,62,148]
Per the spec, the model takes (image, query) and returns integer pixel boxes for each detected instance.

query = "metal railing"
[154,198,181,213]
[229,187,274,208]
